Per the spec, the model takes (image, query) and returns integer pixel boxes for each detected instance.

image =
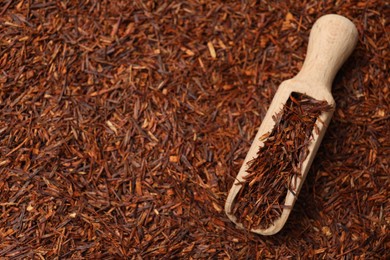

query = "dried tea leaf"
[232,93,332,230]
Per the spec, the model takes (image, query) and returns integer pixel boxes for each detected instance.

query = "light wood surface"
[225,14,358,235]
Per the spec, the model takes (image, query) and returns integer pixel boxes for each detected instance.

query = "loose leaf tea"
[232,92,333,230]
[0,1,387,258]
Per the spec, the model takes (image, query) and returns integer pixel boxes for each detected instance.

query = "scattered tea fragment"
[232,92,332,230]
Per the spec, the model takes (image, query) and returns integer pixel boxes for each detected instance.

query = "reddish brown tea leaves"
[0,0,388,258]
[232,93,332,230]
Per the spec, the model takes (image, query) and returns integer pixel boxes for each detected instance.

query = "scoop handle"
[295,14,358,91]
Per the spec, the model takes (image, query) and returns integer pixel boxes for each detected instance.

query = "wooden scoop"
[225,14,358,235]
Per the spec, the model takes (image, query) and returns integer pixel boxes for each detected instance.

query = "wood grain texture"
[225,14,358,235]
